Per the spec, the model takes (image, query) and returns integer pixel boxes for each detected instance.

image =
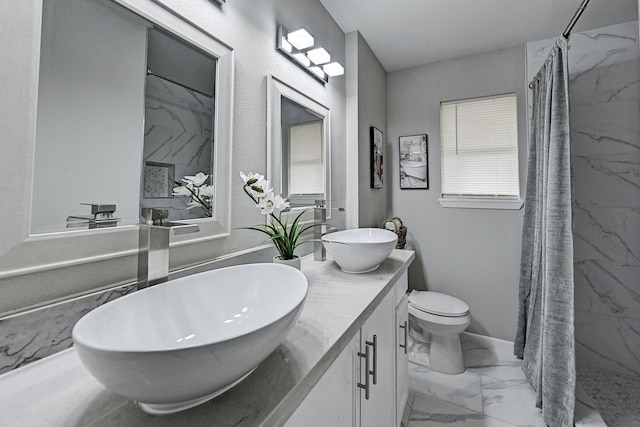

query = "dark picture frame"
[370,126,384,188]
[399,134,429,189]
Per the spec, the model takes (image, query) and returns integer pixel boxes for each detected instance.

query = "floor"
[405,333,608,427]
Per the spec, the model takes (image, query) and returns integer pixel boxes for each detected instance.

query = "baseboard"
[462,331,515,356]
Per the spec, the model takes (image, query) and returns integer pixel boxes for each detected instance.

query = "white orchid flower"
[199,185,215,198]
[249,180,272,199]
[258,179,272,193]
[256,190,276,214]
[273,194,290,212]
[240,171,264,186]
[183,172,209,187]
[172,186,192,196]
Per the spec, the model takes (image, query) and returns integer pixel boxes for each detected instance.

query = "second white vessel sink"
[322,228,398,273]
[72,263,308,415]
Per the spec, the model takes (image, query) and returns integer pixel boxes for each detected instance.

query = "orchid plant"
[240,172,317,261]
[173,172,214,217]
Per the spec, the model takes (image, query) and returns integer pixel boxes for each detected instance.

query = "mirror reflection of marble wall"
[141,29,216,220]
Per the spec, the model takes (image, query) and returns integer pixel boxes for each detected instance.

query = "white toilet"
[407,290,471,374]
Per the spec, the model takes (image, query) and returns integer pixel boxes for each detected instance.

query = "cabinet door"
[284,333,359,427]
[359,290,395,427]
[395,294,409,426]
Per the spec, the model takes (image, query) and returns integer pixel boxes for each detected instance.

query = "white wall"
[32,0,147,233]
[387,46,528,341]
[0,0,346,314]
[346,31,388,228]
[162,0,347,269]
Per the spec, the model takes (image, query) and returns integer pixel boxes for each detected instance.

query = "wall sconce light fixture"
[277,25,345,84]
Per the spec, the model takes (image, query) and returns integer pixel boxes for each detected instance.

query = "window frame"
[439,93,523,210]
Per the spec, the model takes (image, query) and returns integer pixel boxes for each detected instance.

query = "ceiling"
[318,0,638,72]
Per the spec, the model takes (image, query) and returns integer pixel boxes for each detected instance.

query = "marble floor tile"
[408,393,514,427]
[464,347,526,381]
[480,375,546,427]
[408,363,484,413]
[407,333,619,427]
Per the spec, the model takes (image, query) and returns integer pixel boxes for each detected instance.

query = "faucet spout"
[313,200,344,261]
[137,208,200,289]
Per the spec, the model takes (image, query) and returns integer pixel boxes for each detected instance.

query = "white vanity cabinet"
[359,289,395,426]
[395,293,409,425]
[284,271,409,427]
[283,333,360,427]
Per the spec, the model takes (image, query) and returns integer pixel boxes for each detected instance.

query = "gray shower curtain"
[515,37,575,427]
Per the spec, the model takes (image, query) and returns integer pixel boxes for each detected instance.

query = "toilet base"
[408,330,466,374]
[430,335,465,374]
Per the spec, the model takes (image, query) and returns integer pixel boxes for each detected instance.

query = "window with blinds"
[440,93,519,201]
[288,121,325,195]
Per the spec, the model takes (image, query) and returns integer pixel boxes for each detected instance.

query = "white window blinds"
[440,93,519,198]
[289,121,324,195]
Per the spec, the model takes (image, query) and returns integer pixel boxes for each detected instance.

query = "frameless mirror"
[267,76,330,208]
[30,0,219,234]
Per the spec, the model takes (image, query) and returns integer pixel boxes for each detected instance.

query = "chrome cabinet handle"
[399,321,408,354]
[357,345,371,400]
[366,335,378,385]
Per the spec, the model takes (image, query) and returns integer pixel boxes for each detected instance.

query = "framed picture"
[370,127,384,188]
[399,134,429,189]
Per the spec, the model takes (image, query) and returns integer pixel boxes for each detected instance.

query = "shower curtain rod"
[528,0,590,89]
[146,67,213,98]
[562,0,590,39]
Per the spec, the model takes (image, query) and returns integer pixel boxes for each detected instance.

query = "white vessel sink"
[322,228,398,273]
[72,263,308,415]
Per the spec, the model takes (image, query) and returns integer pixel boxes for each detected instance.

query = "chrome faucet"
[67,203,120,228]
[314,200,344,261]
[137,208,200,289]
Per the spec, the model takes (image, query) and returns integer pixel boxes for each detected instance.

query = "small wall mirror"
[267,76,330,208]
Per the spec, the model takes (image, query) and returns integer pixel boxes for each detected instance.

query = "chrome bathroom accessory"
[313,200,344,261]
[67,203,120,228]
[137,208,200,289]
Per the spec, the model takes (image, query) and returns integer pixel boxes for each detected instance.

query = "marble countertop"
[0,250,414,427]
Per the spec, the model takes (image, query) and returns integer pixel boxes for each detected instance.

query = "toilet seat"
[408,304,471,327]
[409,290,469,317]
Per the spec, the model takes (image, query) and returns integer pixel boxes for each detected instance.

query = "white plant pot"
[273,255,301,270]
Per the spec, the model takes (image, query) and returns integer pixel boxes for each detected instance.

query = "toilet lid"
[409,290,469,317]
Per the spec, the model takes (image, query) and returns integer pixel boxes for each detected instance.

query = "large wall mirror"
[267,76,330,208]
[0,0,233,314]
[32,0,224,233]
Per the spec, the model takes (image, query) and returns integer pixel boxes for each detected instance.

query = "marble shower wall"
[141,75,214,220]
[527,21,640,378]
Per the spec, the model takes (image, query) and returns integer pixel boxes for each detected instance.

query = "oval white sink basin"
[72,263,308,415]
[322,228,398,273]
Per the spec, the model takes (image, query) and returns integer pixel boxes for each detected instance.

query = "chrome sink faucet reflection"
[314,200,345,261]
[137,208,200,289]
